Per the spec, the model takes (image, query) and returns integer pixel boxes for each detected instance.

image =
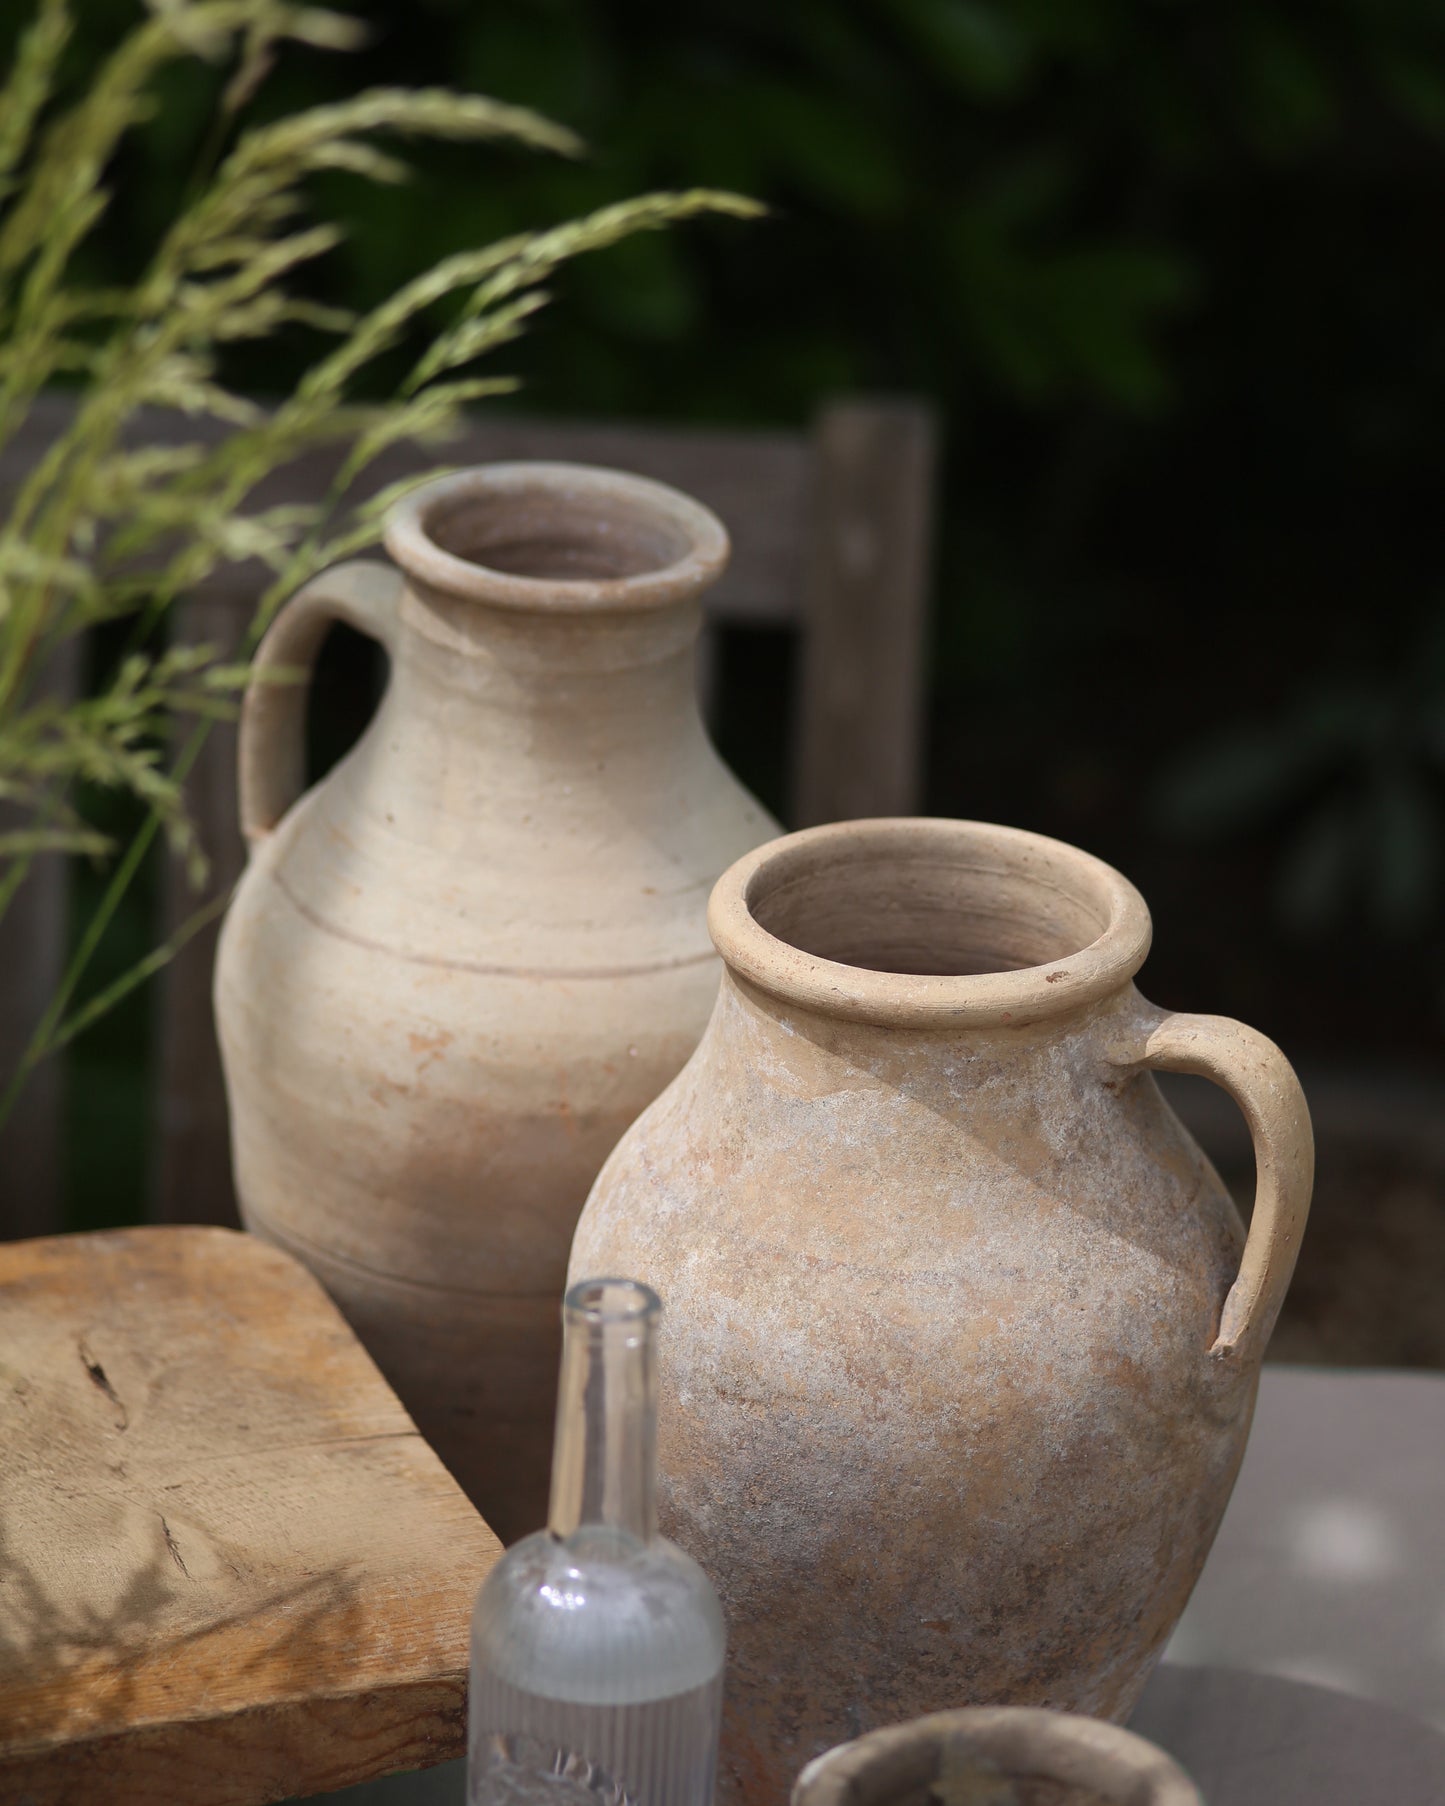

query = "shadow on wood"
[0,1225,501,1804]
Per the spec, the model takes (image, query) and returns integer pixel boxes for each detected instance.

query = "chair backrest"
[0,397,937,1237]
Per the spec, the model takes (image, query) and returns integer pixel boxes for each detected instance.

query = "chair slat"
[791,399,938,826]
[153,594,247,1229]
[0,634,80,1240]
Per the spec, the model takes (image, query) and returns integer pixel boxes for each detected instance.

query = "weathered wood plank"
[0,636,80,1240]
[0,409,75,1239]
[0,1225,501,1805]
[791,400,938,826]
[153,595,247,1229]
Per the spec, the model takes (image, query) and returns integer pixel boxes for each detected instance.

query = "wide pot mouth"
[383,461,729,612]
[709,819,1151,1029]
[792,1707,1200,1806]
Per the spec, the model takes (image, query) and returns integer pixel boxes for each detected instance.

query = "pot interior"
[841,1769,1115,1806]
[423,479,696,583]
[747,830,1116,980]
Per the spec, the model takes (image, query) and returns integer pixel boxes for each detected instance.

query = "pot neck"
[720,967,1131,1069]
[376,457,726,751]
[399,570,703,675]
[387,578,706,766]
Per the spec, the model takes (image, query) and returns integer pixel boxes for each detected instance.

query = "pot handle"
[239,560,402,846]
[1109,1006,1313,1367]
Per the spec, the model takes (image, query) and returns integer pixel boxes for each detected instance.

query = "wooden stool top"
[0,1226,502,1804]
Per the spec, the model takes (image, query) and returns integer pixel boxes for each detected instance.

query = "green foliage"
[0,0,757,1116]
[1156,615,1445,938]
[147,4,1445,813]
[169,0,1427,425]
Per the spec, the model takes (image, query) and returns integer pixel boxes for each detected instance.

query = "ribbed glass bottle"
[468,1278,726,1805]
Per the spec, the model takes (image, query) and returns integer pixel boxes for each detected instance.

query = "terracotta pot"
[792,1706,1202,1806]
[215,463,777,1543]
[569,818,1312,1802]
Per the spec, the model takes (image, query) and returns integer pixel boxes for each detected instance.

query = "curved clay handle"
[239,560,402,845]
[1112,1005,1314,1366]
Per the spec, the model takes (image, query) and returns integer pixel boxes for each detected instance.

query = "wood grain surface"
[0,634,79,1242]
[792,398,937,827]
[0,1226,502,1805]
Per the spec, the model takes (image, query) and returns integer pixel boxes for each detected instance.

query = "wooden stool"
[0,1226,501,1804]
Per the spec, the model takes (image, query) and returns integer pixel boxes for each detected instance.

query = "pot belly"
[658,1298,1254,1803]
[215,872,716,1542]
[571,1066,1256,1802]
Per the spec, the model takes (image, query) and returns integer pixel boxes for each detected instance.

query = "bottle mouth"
[564,1277,662,1327]
[708,819,1152,1029]
[383,462,729,612]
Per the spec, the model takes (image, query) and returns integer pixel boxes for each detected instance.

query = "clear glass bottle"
[468,1278,726,1805]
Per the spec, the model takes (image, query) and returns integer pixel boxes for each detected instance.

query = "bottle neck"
[547,1280,660,1543]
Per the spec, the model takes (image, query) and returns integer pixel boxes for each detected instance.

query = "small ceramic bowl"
[791,1706,1203,1806]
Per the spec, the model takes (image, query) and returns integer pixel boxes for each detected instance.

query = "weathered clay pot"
[792,1706,1202,1806]
[570,818,1312,1802]
[215,463,776,1543]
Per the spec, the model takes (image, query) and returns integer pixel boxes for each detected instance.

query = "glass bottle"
[468,1278,726,1805]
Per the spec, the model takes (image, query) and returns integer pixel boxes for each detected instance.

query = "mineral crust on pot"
[569,817,1313,1803]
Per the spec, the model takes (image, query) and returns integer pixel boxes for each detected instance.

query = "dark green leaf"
[888,0,1033,99]
[1368,758,1442,936]
[1155,723,1331,837]
[1274,794,1360,936]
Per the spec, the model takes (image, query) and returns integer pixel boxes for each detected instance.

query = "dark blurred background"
[9,0,1444,1361]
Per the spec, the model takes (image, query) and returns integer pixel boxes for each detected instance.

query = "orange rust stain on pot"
[406,1027,454,1075]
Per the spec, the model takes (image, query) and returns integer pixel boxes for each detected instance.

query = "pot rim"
[708,818,1152,1029]
[383,461,730,612]
[792,1706,1201,1805]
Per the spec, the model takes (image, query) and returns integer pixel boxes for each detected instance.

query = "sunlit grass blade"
[0,0,762,1124]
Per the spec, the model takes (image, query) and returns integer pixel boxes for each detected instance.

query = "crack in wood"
[77,1336,128,1429]
[158,1515,191,1579]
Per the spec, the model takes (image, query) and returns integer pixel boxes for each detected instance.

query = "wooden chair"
[0,1223,501,1803]
[0,396,938,1240]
